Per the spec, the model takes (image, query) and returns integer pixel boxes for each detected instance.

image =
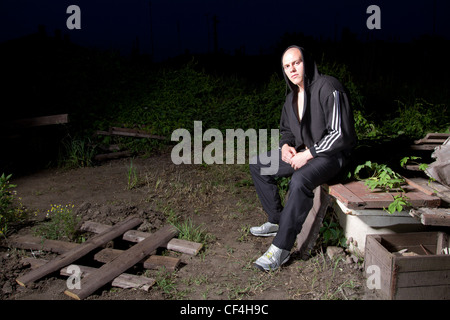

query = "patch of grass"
[59,137,96,169]
[173,218,213,245]
[126,160,139,190]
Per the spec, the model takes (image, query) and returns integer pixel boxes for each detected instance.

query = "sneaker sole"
[249,231,277,237]
[254,255,290,272]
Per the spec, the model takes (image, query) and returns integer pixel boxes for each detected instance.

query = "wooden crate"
[364,232,450,300]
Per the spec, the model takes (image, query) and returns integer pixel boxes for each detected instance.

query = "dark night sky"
[1,0,449,61]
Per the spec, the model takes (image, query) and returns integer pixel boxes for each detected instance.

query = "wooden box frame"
[364,232,450,300]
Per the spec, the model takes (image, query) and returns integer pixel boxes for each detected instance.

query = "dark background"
[1,0,449,174]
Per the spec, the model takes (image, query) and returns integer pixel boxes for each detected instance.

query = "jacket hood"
[281,45,320,94]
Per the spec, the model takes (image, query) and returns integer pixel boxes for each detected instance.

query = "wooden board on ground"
[15,216,142,287]
[3,234,181,271]
[5,234,79,254]
[296,185,331,260]
[64,225,178,300]
[22,257,155,291]
[81,221,203,255]
[329,180,441,210]
[94,248,181,271]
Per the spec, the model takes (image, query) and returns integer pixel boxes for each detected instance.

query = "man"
[249,45,357,271]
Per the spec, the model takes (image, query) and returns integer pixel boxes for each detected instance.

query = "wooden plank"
[124,230,203,255]
[406,177,450,205]
[143,255,181,270]
[296,185,331,259]
[16,216,142,287]
[394,255,450,272]
[394,285,450,300]
[166,238,203,256]
[94,151,133,161]
[12,114,69,128]
[396,269,450,287]
[95,127,166,141]
[64,225,178,300]
[21,257,155,291]
[4,234,79,254]
[94,248,179,271]
[379,232,440,250]
[437,232,449,255]
[82,221,203,255]
[410,208,450,226]
[364,235,393,298]
[330,181,441,210]
[328,183,366,209]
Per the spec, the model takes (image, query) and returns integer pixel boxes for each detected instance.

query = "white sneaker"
[250,222,278,237]
[254,244,290,272]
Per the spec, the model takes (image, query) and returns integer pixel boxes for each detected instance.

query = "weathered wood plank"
[4,234,79,254]
[329,181,441,210]
[395,285,450,300]
[16,216,142,287]
[95,127,166,140]
[396,269,450,287]
[410,208,450,226]
[328,183,366,209]
[394,255,450,272]
[21,257,155,291]
[12,114,69,128]
[81,221,203,255]
[143,255,181,270]
[296,185,331,259]
[64,225,178,300]
[94,248,179,271]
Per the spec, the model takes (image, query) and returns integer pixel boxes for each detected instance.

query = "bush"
[0,173,27,236]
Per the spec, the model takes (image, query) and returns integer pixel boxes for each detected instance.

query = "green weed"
[0,173,28,237]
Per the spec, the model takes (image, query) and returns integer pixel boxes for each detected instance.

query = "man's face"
[282,48,304,87]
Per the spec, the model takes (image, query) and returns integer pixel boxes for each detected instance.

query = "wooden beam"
[16,216,142,287]
[95,127,166,141]
[81,221,203,255]
[21,257,155,291]
[409,208,450,226]
[296,185,331,260]
[64,225,178,300]
[13,114,69,128]
[93,248,180,271]
[5,234,79,254]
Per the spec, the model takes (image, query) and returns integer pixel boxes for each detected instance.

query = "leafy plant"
[319,218,347,248]
[400,156,429,172]
[354,161,405,191]
[33,204,81,242]
[0,173,28,236]
[353,161,411,214]
[386,195,410,215]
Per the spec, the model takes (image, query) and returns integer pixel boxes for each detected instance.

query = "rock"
[2,281,13,294]
[326,246,344,260]
[345,255,353,264]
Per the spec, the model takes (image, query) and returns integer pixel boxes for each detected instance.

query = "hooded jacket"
[279,46,357,160]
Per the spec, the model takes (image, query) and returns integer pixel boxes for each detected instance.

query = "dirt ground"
[0,147,382,301]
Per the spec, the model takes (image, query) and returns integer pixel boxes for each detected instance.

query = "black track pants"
[250,149,343,251]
